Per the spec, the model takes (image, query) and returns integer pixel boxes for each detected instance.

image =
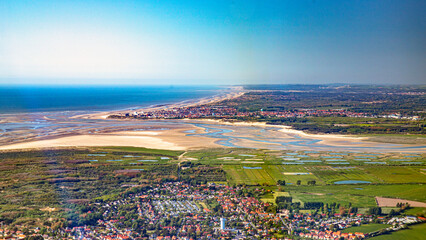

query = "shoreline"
[73,86,246,120]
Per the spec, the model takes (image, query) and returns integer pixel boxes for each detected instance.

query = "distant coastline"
[0,85,227,114]
[78,85,245,120]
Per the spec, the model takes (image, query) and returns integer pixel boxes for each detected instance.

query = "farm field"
[376,197,426,207]
[341,223,391,234]
[222,164,275,185]
[370,223,426,240]
[222,164,426,186]
[285,184,426,207]
[309,166,381,184]
[361,166,426,183]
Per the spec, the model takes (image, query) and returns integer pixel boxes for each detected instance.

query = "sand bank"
[0,134,184,150]
[0,127,219,151]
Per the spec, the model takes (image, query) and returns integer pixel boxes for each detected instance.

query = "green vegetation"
[97,146,184,157]
[341,223,391,234]
[266,117,426,135]
[286,184,426,207]
[403,207,426,217]
[370,223,426,240]
[212,85,426,135]
[0,147,218,227]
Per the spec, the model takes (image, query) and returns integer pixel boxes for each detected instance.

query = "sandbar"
[0,127,219,151]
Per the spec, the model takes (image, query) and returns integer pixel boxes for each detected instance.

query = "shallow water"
[334,180,371,184]
[243,166,262,169]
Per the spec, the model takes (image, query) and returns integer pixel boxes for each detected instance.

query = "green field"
[341,224,391,234]
[403,207,426,217]
[361,166,426,183]
[285,184,426,207]
[222,165,275,185]
[97,146,184,157]
[222,164,426,186]
[310,166,381,184]
[370,223,426,240]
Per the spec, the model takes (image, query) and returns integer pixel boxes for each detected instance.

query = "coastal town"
[109,105,421,121]
[2,182,423,240]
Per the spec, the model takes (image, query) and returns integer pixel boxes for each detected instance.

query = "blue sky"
[0,0,425,85]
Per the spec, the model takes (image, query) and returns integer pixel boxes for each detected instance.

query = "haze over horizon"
[1,0,425,85]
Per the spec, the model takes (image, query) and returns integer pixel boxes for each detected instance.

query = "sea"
[0,85,222,114]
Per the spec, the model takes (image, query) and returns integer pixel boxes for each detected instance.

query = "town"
[2,182,423,240]
[109,105,420,121]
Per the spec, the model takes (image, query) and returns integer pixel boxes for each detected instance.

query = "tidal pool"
[239,154,256,157]
[300,160,322,163]
[243,166,262,169]
[334,180,371,184]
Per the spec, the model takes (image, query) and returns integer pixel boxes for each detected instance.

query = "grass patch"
[341,224,391,234]
[403,207,426,217]
[285,184,426,207]
[370,223,426,240]
[97,146,183,157]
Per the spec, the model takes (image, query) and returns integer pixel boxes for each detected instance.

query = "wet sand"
[0,124,219,151]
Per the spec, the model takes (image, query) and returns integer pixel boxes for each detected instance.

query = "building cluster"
[110,104,422,121]
[119,106,238,119]
[1,182,424,240]
[110,106,378,120]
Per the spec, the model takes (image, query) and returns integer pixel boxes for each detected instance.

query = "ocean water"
[0,85,221,113]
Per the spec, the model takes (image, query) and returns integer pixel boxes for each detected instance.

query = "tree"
[307,180,316,185]
[25,236,44,240]
[368,207,382,215]
[276,196,293,204]
[277,180,286,186]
